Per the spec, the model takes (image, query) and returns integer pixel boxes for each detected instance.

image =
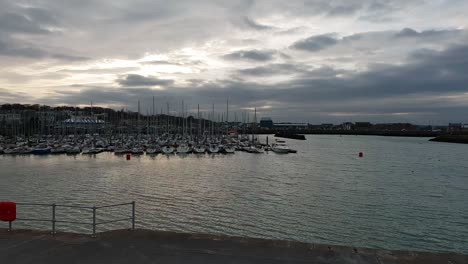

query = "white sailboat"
[176,143,190,154]
[208,144,219,153]
[162,145,174,154]
[193,145,206,154]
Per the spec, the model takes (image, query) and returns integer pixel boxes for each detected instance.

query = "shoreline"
[1,228,467,263]
[256,130,453,137]
[429,135,468,144]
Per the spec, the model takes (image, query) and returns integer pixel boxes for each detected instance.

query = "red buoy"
[0,201,16,222]
[359,152,363,158]
[126,153,131,160]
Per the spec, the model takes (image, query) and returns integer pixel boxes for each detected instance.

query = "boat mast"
[137,100,140,144]
[152,96,155,140]
[226,98,229,136]
[211,103,214,138]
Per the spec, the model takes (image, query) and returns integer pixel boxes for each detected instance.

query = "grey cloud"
[0,12,52,34]
[395,28,462,39]
[237,64,306,76]
[23,7,59,26]
[327,4,362,16]
[237,64,346,78]
[0,37,88,60]
[44,44,468,123]
[0,39,45,58]
[291,34,338,52]
[223,50,276,61]
[242,16,274,30]
[116,74,174,87]
[291,28,465,55]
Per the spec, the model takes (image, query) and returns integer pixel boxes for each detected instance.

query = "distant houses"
[257,117,456,133]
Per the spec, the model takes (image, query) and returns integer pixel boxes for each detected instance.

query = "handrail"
[15,202,52,207]
[6,201,135,236]
[95,202,134,209]
[54,204,94,209]
[16,218,52,222]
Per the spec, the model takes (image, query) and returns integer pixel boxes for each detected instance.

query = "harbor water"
[1,135,467,254]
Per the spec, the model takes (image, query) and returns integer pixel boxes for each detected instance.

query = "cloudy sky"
[1,0,468,124]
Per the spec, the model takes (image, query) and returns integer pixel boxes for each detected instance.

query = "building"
[448,123,462,132]
[374,123,418,131]
[62,116,106,130]
[320,123,334,130]
[354,122,373,131]
[259,117,273,128]
[341,122,353,130]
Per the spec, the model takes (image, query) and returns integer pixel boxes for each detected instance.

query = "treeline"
[0,103,119,114]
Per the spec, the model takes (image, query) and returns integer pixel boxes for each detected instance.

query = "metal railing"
[8,201,135,237]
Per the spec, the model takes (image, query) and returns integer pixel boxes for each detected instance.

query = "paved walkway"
[1,229,466,263]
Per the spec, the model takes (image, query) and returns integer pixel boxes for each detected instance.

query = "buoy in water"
[126,153,131,160]
[358,152,363,158]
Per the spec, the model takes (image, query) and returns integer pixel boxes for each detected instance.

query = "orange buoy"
[358,152,363,157]
[126,153,131,160]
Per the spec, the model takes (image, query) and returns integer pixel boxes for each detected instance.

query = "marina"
[0,102,298,156]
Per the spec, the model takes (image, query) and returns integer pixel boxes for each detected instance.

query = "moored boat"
[162,145,174,154]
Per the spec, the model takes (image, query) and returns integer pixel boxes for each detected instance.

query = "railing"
[8,201,135,237]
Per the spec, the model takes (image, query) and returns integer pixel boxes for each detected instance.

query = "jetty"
[1,228,466,264]
[429,135,468,144]
[274,132,306,140]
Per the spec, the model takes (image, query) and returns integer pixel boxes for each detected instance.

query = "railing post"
[51,204,56,235]
[131,201,135,230]
[92,206,96,237]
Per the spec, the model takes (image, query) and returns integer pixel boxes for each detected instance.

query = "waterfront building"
[448,123,462,132]
[274,122,308,130]
[354,122,373,131]
[259,117,273,128]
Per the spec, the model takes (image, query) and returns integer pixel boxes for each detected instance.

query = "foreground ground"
[1,229,466,264]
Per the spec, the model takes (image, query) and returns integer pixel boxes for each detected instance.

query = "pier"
[1,228,466,264]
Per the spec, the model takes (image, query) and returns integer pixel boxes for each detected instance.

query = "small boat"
[192,145,206,154]
[271,142,290,154]
[207,144,219,154]
[51,146,66,154]
[82,147,101,155]
[32,145,51,155]
[223,145,235,154]
[66,146,81,154]
[176,143,190,154]
[3,148,19,155]
[162,146,174,154]
[146,145,161,155]
[131,147,144,155]
[247,145,264,154]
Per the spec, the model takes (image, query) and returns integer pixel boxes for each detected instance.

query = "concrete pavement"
[1,228,466,264]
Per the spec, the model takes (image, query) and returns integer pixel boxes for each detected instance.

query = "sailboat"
[176,143,190,154]
[162,145,174,154]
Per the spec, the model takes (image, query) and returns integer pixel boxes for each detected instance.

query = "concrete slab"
[1,229,466,264]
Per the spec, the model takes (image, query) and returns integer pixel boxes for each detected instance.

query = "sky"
[0,0,467,124]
